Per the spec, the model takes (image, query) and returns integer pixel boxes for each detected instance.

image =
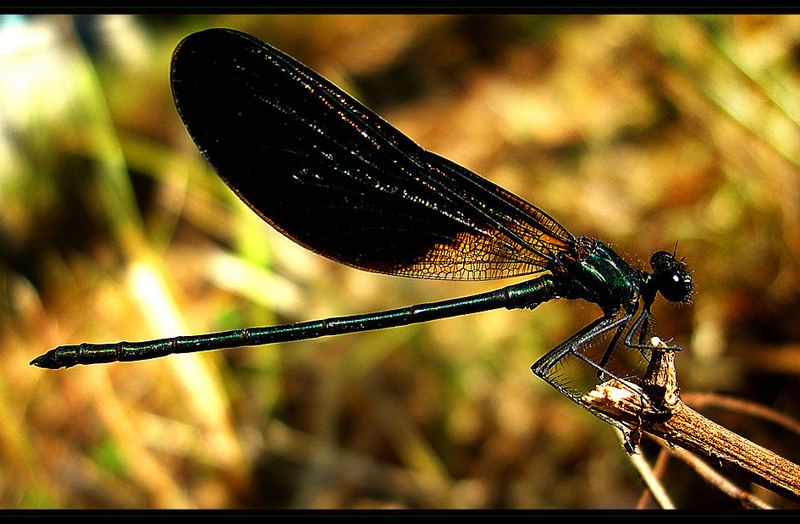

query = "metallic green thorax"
[556,238,643,315]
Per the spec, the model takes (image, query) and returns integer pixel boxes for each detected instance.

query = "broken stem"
[582,339,800,504]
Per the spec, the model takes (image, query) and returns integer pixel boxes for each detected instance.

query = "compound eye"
[660,270,693,303]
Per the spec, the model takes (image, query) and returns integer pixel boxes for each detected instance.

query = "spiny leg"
[531,314,628,400]
[530,312,659,433]
[623,309,683,355]
[596,314,629,379]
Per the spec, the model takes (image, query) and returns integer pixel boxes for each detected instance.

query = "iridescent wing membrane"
[170,28,575,281]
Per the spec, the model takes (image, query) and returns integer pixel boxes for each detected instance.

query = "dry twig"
[582,340,800,505]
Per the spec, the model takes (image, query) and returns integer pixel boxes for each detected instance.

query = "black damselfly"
[31,28,692,426]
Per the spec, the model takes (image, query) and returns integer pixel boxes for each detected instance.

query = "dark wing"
[170,28,574,281]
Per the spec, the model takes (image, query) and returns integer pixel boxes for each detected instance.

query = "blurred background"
[2,13,800,510]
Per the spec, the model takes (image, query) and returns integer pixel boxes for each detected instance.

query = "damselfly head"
[649,251,693,303]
